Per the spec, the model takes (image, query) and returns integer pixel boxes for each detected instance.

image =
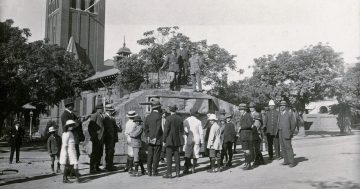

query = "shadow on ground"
[0,173,57,186]
[297,178,360,189]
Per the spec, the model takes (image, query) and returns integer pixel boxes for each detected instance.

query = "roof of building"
[83,68,119,82]
[117,36,132,55]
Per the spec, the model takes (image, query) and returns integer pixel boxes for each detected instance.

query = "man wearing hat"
[183,108,204,174]
[88,103,105,173]
[144,100,163,176]
[238,103,254,170]
[8,120,25,164]
[264,100,281,160]
[248,102,265,166]
[277,101,297,167]
[160,47,180,91]
[124,110,138,174]
[163,105,184,178]
[103,104,120,171]
[206,114,223,173]
[221,112,236,167]
[61,98,85,160]
[189,49,203,92]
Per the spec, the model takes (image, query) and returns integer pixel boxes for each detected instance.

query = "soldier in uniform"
[264,100,281,160]
[277,101,297,167]
[161,47,180,91]
[177,42,190,84]
[238,103,254,170]
[189,49,203,92]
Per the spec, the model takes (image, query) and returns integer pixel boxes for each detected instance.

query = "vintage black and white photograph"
[0,0,359,188]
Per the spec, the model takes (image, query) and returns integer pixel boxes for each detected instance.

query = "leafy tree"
[116,54,145,92]
[0,19,91,131]
[250,43,344,110]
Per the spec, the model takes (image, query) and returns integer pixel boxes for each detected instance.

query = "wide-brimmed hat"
[218,115,226,122]
[168,105,178,112]
[95,103,103,110]
[238,103,247,110]
[151,100,161,109]
[65,120,78,127]
[225,112,233,118]
[48,127,56,133]
[248,102,255,108]
[133,115,143,123]
[105,104,115,112]
[64,98,74,107]
[279,101,288,107]
[126,111,138,118]
[208,114,217,121]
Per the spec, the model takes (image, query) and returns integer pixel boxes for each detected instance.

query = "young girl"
[130,116,146,177]
[59,120,80,183]
[47,126,61,173]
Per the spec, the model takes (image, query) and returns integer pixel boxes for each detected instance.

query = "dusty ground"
[0,132,359,189]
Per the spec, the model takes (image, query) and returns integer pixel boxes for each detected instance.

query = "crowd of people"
[7,98,300,183]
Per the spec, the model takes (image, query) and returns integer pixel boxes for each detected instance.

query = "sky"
[1,0,359,81]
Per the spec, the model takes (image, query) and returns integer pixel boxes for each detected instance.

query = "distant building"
[45,0,109,72]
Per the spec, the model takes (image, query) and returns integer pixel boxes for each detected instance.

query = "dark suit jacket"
[144,110,163,146]
[163,114,184,147]
[47,133,61,155]
[264,110,280,136]
[223,122,236,143]
[88,119,100,142]
[239,112,254,141]
[8,127,25,146]
[61,110,85,144]
[103,115,119,143]
[278,110,296,139]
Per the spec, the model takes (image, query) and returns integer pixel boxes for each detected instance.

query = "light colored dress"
[59,131,78,165]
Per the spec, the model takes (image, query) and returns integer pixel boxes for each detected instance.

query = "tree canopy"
[116,26,237,92]
[0,19,91,127]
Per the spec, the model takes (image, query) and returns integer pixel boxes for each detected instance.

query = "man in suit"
[160,47,180,91]
[163,105,184,178]
[60,98,84,160]
[264,100,281,160]
[103,104,120,171]
[238,103,254,170]
[88,104,105,174]
[9,120,25,164]
[249,102,265,166]
[144,100,163,176]
[277,101,297,167]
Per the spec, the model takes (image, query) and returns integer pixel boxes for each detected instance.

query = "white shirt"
[183,116,204,145]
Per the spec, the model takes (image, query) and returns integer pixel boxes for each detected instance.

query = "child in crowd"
[47,126,61,173]
[59,120,80,183]
[130,116,146,177]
